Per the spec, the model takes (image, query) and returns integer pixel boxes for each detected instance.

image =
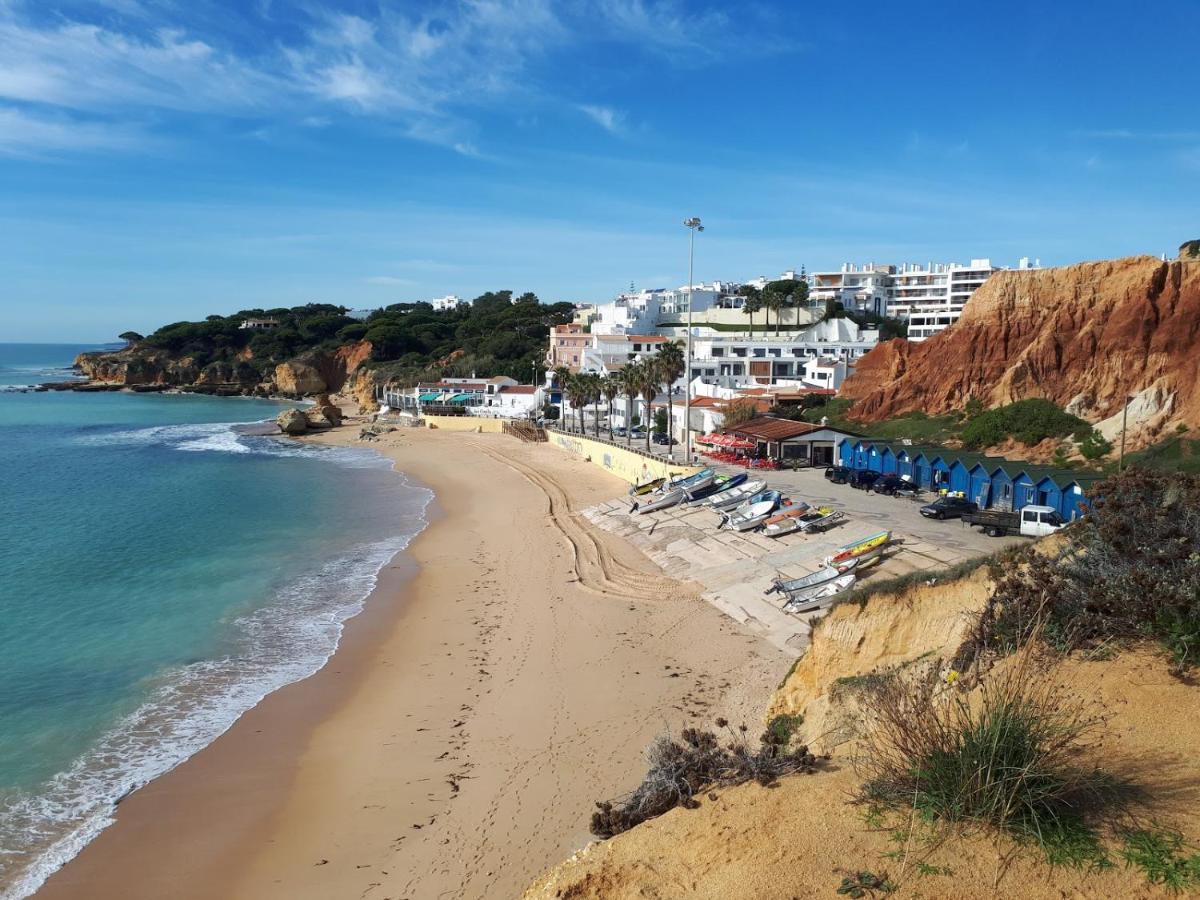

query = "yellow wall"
[548,432,700,485]
[424,415,510,433]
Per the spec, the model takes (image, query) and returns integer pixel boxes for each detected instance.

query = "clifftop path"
[840,255,1200,444]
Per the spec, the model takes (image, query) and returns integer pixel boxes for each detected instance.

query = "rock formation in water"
[839,255,1200,445]
[74,340,373,399]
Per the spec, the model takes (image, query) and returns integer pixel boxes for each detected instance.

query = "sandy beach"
[35,427,789,900]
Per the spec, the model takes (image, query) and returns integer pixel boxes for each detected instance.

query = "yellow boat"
[827,530,890,566]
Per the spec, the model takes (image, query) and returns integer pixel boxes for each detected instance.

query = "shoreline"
[34,425,790,900]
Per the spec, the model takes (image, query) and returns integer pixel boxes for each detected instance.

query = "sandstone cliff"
[74,340,372,398]
[840,256,1200,445]
[522,567,1200,899]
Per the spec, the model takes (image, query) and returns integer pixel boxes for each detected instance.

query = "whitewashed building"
[430,295,467,312]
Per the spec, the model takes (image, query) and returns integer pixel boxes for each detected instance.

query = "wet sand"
[36,428,789,900]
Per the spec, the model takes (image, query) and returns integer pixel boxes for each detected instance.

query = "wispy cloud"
[1074,129,1200,141]
[577,103,626,135]
[363,275,415,286]
[0,0,770,157]
[0,105,148,156]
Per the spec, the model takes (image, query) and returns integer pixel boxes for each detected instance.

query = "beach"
[35,426,789,900]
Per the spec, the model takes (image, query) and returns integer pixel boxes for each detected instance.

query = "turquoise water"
[0,344,431,897]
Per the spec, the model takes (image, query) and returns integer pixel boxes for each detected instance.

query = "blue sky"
[1,0,1197,341]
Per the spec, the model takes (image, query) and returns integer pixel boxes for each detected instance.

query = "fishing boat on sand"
[684,472,744,502]
[783,572,856,610]
[705,480,769,510]
[636,488,685,514]
[824,530,891,567]
[784,573,857,613]
[628,477,665,496]
[763,505,840,538]
[720,498,779,531]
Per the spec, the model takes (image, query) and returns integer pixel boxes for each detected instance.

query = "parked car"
[652,433,677,446]
[871,474,909,495]
[964,505,1064,537]
[824,465,852,484]
[919,496,979,520]
[612,426,627,437]
[848,470,882,490]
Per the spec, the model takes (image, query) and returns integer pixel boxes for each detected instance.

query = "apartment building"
[430,295,466,312]
[806,264,894,317]
[689,318,876,387]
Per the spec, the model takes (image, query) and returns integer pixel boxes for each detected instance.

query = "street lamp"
[683,216,704,464]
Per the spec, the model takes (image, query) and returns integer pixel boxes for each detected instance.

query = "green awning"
[418,392,440,402]
[449,393,472,403]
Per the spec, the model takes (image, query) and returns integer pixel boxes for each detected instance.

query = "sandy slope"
[36,428,788,900]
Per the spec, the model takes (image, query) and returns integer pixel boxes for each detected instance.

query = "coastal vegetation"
[126,293,575,384]
[966,468,1200,675]
[590,720,822,839]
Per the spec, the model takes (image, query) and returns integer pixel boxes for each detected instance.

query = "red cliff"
[840,256,1200,443]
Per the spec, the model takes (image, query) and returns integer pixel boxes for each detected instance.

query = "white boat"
[763,506,840,538]
[678,472,716,499]
[784,573,857,612]
[703,479,767,509]
[720,498,779,532]
[636,488,685,514]
[766,563,846,596]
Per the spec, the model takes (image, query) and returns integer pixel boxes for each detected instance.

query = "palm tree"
[566,373,587,434]
[552,366,571,428]
[763,287,785,336]
[620,362,641,448]
[602,374,622,442]
[738,285,762,337]
[654,341,685,458]
[587,373,603,439]
[636,358,660,455]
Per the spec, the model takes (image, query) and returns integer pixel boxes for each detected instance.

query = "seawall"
[547,431,699,485]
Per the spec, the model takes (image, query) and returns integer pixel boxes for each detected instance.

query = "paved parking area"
[583,463,1024,657]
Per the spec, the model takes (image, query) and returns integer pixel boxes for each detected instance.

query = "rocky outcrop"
[276,409,308,435]
[303,395,343,429]
[272,341,373,397]
[840,256,1200,446]
[74,340,373,399]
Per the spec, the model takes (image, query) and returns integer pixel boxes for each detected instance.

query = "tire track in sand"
[471,441,688,602]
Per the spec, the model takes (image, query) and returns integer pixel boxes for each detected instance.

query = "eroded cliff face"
[841,256,1200,443]
[74,340,373,398]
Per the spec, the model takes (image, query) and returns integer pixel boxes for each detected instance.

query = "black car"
[848,470,882,490]
[919,496,979,520]
[824,465,852,484]
[871,474,909,495]
[652,432,677,445]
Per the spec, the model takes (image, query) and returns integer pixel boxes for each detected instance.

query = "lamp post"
[1119,395,1132,472]
[682,216,704,464]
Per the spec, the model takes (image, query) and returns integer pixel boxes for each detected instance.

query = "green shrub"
[1120,828,1200,891]
[858,650,1111,865]
[966,469,1200,675]
[1078,429,1113,460]
[960,400,1091,450]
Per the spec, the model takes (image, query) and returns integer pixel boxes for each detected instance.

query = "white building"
[380,377,543,419]
[688,318,876,386]
[430,295,466,312]
[807,264,894,317]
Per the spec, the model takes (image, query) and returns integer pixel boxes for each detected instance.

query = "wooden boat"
[825,530,891,567]
[766,564,844,596]
[763,506,838,538]
[720,498,779,531]
[668,468,715,491]
[677,471,716,498]
[636,488,685,514]
[628,477,665,496]
[685,472,747,504]
[761,501,811,527]
[784,573,857,613]
[704,479,768,509]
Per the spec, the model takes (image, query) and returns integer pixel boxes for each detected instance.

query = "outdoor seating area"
[696,433,782,469]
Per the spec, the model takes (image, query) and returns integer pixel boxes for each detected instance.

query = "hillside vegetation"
[125,291,574,383]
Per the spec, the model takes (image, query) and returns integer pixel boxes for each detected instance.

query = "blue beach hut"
[1012,470,1038,510]
[989,467,1015,510]
[867,444,883,472]
[1034,475,1063,515]
[931,456,952,491]
[912,452,933,489]
[854,441,871,470]
[880,447,898,474]
[896,450,913,478]
[948,459,971,495]
[839,440,855,466]
[968,463,992,507]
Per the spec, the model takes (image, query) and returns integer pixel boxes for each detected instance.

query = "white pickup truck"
[963,504,1066,538]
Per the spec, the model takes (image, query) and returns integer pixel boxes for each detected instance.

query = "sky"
[0,0,1197,341]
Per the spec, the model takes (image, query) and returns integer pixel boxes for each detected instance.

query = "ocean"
[0,344,431,898]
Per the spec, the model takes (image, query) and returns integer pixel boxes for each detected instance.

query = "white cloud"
[595,0,729,55]
[0,105,147,155]
[577,103,626,135]
[363,275,415,286]
[1075,129,1200,141]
